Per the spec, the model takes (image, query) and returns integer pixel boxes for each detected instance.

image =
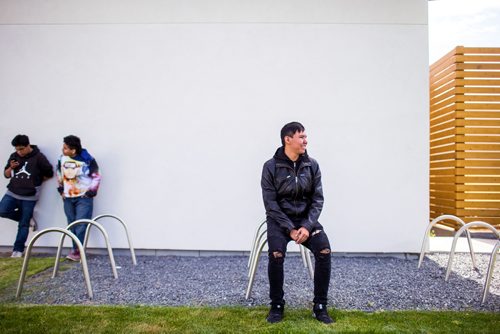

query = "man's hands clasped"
[290,227,310,244]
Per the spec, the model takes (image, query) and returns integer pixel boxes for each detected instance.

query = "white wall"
[0,0,429,253]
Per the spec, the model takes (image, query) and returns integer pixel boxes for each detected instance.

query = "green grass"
[0,305,499,333]
[0,256,60,291]
[0,257,499,333]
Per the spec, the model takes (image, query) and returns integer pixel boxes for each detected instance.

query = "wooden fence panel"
[430,46,500,230]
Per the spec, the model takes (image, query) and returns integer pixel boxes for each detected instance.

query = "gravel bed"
[6,253,500,311]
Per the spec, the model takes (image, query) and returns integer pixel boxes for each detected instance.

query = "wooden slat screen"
[430,46,500,229]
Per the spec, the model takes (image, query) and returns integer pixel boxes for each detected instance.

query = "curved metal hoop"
[418,214,476,269]
[54,219,118,279]
[245,221,315,299]
[248,228,267,278]
[16,227,93,299]
[302,246,314,280]
[445,221,499,282]
[482,240,500,304]
[481,240,500,305]
[248,220,266,268]
[246,235,267,300]
[92,214,137,266]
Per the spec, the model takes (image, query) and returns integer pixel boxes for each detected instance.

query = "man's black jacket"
[4,145,53,196]
[261,146,324,233]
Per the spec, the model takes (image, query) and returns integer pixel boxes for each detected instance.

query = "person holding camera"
[0,135,53,258]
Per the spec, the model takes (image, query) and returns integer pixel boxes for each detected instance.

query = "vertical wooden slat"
[454,48,465,216]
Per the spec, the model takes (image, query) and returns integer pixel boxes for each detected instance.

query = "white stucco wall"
[0,0,429,253]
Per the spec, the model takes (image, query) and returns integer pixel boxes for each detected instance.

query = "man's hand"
[9,160,19,170]
[83,190,97,198]
[295,227,310,244]
[290,229,299,242]
[4,160,19,178]
[290,227,309,244]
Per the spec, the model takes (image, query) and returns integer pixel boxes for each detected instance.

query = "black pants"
[267,219,332,305]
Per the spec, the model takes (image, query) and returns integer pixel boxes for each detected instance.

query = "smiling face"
[285,131,308,156]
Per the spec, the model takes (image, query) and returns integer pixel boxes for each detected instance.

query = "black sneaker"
[266,303,284,323]
[313,303,334,324]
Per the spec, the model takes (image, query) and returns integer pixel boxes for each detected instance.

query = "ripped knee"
[273,251,283,258]
[268,250,285,263]
[315,248,331,261]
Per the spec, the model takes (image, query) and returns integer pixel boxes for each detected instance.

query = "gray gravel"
[5,253,500,311]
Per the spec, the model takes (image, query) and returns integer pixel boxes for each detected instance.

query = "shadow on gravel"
[7,253,500,312]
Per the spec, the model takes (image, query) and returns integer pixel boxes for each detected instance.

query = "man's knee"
[315,248,331,261]
[0,207,18,219]
[268,250,285,264]
[0,203,10,217]
[272,251,283,258]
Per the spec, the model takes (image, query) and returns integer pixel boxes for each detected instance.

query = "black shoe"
[266,303,284,323]
[313,303,334,324]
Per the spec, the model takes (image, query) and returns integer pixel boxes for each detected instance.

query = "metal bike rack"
[246,230,268,300]
[248,220,266,268]
[92,214,137,266]
[302,246,314,280]
[483,240,500,304]
[248,220,313,276]
[248,228,267,278]
[53,219,118,279]
[16,227,93,300]
[245,221,314,299]
[300,244,307,268]
[445,221,500,304]
[418,214,476,269]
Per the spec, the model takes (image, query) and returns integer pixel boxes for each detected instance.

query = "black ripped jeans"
[267,219,332,305]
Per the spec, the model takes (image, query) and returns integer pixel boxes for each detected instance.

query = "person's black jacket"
[4,145,54,196]
[261,146,324,233]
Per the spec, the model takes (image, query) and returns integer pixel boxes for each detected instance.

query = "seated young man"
[261,122,333,324]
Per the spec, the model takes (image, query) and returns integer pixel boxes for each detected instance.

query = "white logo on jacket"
[15,162,31,179]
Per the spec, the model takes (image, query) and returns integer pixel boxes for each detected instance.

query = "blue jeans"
[63,197,93,250]
[0,194,37,252]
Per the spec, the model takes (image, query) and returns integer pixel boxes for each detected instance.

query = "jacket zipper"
[294,162,299,217]
[276,161,311,218]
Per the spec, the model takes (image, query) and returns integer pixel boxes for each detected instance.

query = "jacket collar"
[273,146,310,168]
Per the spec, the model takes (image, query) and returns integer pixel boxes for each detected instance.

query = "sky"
[428,0,500,64]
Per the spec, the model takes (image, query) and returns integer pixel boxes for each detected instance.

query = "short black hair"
[280,122,305,146]
[63,135,82,154]
[11,134,30,147]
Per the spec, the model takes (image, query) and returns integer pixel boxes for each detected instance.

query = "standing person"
[0,135,53,258]
[57,135,101,261]
[261,122,333,324]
